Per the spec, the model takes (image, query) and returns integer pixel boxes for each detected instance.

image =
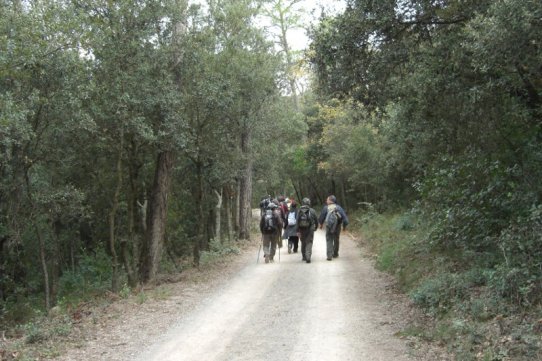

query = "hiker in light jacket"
[318,195,349,261]
[295,198,318,263]
[283,200,299,253]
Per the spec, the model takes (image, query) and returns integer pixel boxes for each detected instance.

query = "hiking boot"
[327,257,332,261]
[306,259,311,263]
[264,255,269,263]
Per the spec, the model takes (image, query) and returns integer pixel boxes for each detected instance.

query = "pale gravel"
[53,229,451,361]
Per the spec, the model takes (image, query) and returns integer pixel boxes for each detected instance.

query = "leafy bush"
[57,246,112,301]
[200,239,240,266]
[410,273,469,313]
[23,322,47,344]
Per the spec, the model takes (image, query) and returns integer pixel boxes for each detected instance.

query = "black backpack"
[298,207,311,229]
[262,209,276,233]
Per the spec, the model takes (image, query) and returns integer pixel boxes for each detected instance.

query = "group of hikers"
[259,194,349,264]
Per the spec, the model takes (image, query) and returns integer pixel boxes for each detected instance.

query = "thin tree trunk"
[306,176,323,205]
[70,231,76,272]
[35,224,51,311]
[50,220,61,304]
[341,178,348,210]
[108,128,124,292]
[128,141,144,277]
[214,189,223,243]
[140,151,174,283]
[277,2,299,111]
[193,161,205,267]
[238,131,253,240]
[291,178,301,203]
[234,180,240,236]
[120,238,137,287]
[225,185,233,242]
[125,176,138,287]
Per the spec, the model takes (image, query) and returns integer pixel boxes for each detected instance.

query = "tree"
[263,0,306,110]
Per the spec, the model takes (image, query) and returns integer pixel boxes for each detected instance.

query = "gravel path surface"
[136,229,428,361]
[54,228,449,361]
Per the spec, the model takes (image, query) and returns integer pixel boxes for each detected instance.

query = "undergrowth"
[0,239,245,360]
[351,209,542,360]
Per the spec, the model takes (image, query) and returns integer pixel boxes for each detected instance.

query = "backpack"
[298,207,311,229]
[325,206,341,233]
[260,198,271,211]
[262,209,277,233]
[287,211,297,226]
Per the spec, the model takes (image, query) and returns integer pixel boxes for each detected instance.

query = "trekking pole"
[257,236,262,264]
[278,235,281,263]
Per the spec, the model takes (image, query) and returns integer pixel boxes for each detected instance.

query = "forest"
[1,0,541,359]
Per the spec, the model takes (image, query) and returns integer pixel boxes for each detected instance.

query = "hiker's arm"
[318,206,327,227]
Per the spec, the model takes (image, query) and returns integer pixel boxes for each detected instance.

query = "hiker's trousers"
[299,229,315,261]
[262,232,278,260]
[325,227,341,258]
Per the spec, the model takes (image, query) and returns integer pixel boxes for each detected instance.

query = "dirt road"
[136,230,424,361]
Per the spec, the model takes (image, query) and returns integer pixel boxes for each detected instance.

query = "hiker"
[296,197,318,263]
[283,200,299,253]
[319,195,349,261]
[277,195,289,228]
[260,202,282,263]
[259,195,271,217]
[272,198,284,249]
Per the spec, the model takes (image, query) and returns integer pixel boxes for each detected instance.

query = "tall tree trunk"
[277,1,299,111]
[234,180,240,236]
[139,151,174,283]
[225,184,233,242]
[128,139,144,276]
[109,129,124,292]
[124,174,138,288]
[192,161,205,267]
[214,189,223,243]
[238,131,253,240]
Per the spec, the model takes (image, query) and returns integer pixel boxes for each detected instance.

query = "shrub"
[57,246,112,301]
[411,273,463,313]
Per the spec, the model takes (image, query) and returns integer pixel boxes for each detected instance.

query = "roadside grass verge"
[0,238,249,361]
[350,209,542,360]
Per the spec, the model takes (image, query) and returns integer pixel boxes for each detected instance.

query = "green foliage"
[411,273,476,314]
[359,211,542,359]
[57,247,113,301]
[200,239,240,266]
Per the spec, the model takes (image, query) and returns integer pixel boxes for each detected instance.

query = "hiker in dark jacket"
[283,200,299,253]
[259,202,283,263]
[318,195,349,261]
[295,198,318,263]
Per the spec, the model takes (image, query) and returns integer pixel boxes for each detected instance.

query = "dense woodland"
[1,0,542,358]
